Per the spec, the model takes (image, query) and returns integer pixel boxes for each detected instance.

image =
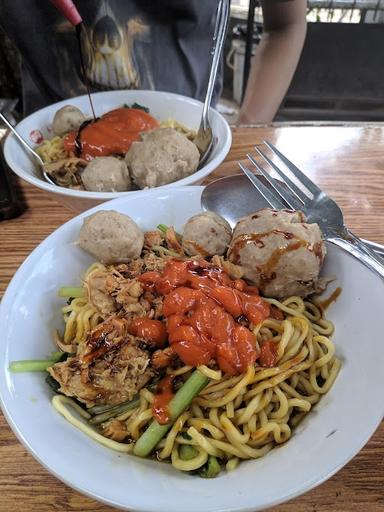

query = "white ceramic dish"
[1,187,383,512]
[3,90,232,212]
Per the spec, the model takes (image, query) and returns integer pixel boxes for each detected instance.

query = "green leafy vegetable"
[123,102,150,113]
[179,445,199,461]
[45,374,61,393]
[131,102,150,113]
[157,224,169,234]
[199,456,221,478]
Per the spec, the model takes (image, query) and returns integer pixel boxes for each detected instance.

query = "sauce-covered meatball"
[77,210,144,264]
[228,209,326,298]
[182,212,232,257]
[125,128,200,188]
[52,105,86,136]
[81,156,131,192]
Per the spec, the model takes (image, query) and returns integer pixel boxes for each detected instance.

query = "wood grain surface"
[1,125,384,512]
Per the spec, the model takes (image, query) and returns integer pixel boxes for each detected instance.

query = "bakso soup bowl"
[0,187,383,512]
[3,90,231,212]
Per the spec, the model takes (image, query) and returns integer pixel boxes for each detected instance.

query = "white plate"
[3,90,232,212]
[1,187,383,512]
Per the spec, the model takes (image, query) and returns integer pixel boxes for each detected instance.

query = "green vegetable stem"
[89,396,141,425]
[133,370,209,458]
[58,287,85,298]
[9,351,66,373]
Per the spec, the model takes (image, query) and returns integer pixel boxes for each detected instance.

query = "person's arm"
[237,0,307,125]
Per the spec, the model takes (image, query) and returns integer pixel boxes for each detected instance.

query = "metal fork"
[239,141,384,280]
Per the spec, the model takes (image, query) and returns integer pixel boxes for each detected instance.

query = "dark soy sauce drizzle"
[74,119,93,157]
[75,23,96,120]
[74,23,98,156]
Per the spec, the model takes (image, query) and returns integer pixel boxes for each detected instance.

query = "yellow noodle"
[190,403,205,419]
[140,388,155,404]
[220,415,250,445]
[127,409,153,441]
[279,380,319,405]
[201,374,243,395]
[188,418,225,440]
[116,408,137,422]
[250,422,291,444]
[53,263,341,476]
[275,320,294,361]
[52,396,132,453]
[208,408,222,430]
[198,365,222,381]
[167,365,193,376]
[247,414,257,433]
[269,387,289,419]
[226,401,235,418]
[159,412,190,459]
[160,118,197,140]
[196,366,254,408]
[171,446,208,471]
[287,397,311,412]
[36,136,69,163]
[226,458,240,471]
[187,427,223,457]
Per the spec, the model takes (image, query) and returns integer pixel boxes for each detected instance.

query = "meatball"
[182,212,232,257]
[228,209,326,298]
[77,210,144,264]
[52,105,86,136]
[125,128,200,188]
[81,156,131,192]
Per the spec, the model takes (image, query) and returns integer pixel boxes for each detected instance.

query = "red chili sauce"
[139,260,271,376]
[152,375,174,424]
[259,340,278,368]
[127,318,167,348]
[63,107,159,159]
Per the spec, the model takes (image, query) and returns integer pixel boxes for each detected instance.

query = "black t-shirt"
[0,0,221,114]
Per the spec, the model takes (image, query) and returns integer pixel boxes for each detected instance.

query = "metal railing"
[308,0,384,8]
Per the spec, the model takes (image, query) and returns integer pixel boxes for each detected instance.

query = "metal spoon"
[0,112,56,185]
[194,0,230,167]
[201,174,384,257]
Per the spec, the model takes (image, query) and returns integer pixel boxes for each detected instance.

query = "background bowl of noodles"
[0,186,384,512]
[3,90,232,212]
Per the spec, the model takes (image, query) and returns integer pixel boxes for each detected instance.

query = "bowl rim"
[3,89,232,199]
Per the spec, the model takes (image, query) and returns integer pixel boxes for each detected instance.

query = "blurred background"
[1,0,384,124]
[225,0,384,122]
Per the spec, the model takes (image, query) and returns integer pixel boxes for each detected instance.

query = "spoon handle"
[201,0,230,129]
[329,229,384,280]
[0,112,44,165]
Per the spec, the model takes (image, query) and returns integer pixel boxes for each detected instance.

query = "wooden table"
[1,125,384,512]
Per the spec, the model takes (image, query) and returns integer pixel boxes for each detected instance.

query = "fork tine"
[264,141,322,195]
[255,146,308,203]
[238,162,285,210]
[246,154,302,211]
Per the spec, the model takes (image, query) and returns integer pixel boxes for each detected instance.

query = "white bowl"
[3,90,231,212]
[1,187,383,512]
